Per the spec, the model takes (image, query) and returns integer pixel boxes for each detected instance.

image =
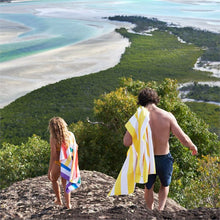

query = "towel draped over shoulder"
[60,132,81,193]
[108,106,155,196]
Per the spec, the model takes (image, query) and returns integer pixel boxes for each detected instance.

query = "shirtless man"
[123,88,198,211]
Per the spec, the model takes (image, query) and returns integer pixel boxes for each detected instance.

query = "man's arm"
[170,113,198,155]
[123,130,132,147]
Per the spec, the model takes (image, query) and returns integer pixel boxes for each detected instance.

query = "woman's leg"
[61,177,71,209]
[50,164,62,205]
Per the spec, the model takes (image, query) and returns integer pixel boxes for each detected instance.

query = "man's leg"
[144,184,155,210]
[157,153,174,211]
[158,185,169,211]
[145,174,156,210]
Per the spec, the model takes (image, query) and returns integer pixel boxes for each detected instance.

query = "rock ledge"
[0,170,219,219]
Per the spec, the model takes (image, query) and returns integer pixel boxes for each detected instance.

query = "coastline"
[1,0,220,108]
[0,29,130,108]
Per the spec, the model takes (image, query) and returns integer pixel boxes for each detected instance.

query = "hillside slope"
[0,170,219,219]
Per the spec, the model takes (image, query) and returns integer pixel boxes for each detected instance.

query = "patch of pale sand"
[158,16,220,33]
[0,31,130,108]
[194,58,220,78]
[0,19,30,44]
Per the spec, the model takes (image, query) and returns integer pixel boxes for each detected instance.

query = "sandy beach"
[0,21,130,108]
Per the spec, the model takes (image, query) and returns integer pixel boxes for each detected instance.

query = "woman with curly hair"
[48,117,79,209]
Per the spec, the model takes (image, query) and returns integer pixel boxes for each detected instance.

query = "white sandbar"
[0,28,130,108]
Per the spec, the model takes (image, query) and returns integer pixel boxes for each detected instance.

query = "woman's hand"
[48,170,52,181]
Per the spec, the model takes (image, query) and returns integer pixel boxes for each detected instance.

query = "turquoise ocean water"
[0,0,220,62]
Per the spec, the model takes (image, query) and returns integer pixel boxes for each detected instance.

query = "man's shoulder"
[157,108,176,122]
[157,107,172,116]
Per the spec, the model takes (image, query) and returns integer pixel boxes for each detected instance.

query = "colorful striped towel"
[108,106,155,196]
[60,132,81,193]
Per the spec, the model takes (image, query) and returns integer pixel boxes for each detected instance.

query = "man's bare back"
[148,104,171,155]
[147,104,197,156]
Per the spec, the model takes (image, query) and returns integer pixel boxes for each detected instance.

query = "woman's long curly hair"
[48,117,69,147]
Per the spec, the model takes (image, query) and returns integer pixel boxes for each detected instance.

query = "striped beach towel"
[108,106,155,196]
[60,132,81,193]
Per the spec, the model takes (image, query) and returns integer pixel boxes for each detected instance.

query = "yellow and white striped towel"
[108,106,155,196]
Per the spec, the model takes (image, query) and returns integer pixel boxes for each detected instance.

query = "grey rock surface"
[0,170,219,219]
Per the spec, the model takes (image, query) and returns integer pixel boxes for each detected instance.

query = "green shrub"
[0,135,50,189]
[183,155,220,208]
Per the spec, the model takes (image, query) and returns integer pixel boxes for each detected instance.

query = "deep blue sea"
[0,0,220,62]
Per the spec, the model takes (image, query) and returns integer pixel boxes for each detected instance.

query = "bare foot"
[66,204,72,209]
[54,199,63,206]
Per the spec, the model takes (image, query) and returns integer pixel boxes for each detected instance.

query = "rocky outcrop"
[0,170,219,219]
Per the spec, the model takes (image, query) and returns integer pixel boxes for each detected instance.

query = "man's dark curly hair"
[137,88,160,106]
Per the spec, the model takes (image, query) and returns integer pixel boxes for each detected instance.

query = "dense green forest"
[1,78,219,209]
[1,17,218,146]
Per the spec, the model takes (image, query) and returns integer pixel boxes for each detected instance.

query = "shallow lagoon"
[0,0,220,61]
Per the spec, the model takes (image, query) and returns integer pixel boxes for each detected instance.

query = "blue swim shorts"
[145,152,174,189]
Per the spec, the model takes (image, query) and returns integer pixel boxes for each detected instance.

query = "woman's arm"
[48,137,56,180]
